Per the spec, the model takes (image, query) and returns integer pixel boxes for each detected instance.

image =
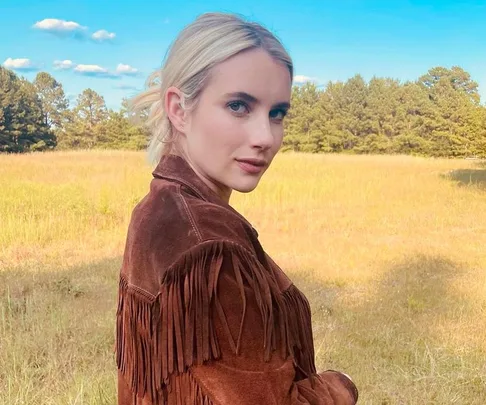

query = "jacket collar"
[152,154,258,237]
[152,154,222,205]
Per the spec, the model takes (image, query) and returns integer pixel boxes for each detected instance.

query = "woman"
[116,12,359,405]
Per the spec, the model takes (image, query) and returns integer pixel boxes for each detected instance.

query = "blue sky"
[1,0,486,110]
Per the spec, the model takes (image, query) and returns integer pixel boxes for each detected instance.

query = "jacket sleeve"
[116,240,358,405]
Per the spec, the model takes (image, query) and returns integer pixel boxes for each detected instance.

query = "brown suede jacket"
[116,154,359,405]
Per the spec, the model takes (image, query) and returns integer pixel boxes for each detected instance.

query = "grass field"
[1,150,485,404]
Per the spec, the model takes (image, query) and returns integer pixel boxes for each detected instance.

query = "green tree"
[0,67,55,152]
[366,77,403,138]
[418,67,482,157]
[33,72,69,129]
[60,89,108,149]
[418,66,480,104]
[323,76,372,151]
[283,82,328,152]
[74,88,108,130]
[96,108,148,150]
[390,82,438,155]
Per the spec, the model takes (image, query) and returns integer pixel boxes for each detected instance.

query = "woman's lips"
[236,158,266,174]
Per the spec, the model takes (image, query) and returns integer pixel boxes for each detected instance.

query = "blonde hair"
[129,12,293,165]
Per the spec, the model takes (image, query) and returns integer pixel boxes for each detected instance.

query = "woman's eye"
[270,109,287,121]
[228,101,248,114]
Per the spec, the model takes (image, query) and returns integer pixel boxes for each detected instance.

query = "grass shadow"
[0,257,122,404]
[290,254,486,404]
[442,168,486,190]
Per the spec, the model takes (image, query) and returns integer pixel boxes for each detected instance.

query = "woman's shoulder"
[121,178,258,293]
[133,178,255,246]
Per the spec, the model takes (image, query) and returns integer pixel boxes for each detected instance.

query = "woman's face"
[177,48,292,201]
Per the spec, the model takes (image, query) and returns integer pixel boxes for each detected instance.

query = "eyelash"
[226,100,288,121]
[227,100,249,115]
[270,109,288,121]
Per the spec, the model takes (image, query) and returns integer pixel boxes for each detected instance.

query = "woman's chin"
[230,177,261,194]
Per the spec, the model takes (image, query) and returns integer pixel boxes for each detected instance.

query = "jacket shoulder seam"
[177,183,203,243]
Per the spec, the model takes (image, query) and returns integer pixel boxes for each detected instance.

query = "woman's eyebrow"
[224,91,258,104]
[273,102,290,110]
[224,91,290,109]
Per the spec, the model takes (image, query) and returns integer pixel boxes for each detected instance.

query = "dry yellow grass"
[1,150,485,404]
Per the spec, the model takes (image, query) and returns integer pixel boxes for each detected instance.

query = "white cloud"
[74,64,119,79]
[75,64,108,73]
[33,18,86,35]
[53,59,74,70]
[50,61,139,79]
[92,29,116,41]
[294,75,317,84]
[116,63,138,76]
[3,57,37,71]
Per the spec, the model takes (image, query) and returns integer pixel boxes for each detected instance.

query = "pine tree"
[0,67,55,152]
[61,89,108,149]
[33,72,69,129]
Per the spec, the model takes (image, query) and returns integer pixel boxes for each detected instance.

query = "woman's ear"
[165,86,186,134]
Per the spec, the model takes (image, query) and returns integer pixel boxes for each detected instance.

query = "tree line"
[0,68,147,153]
[283,66,486,157]
[1,65,485,157]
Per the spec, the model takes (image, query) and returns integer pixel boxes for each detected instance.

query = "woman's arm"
[188,246,358,405]
[116,240,358,404]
